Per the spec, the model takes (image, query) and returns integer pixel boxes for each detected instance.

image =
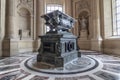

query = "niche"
[78,11,90,38]
[18,8,31,39]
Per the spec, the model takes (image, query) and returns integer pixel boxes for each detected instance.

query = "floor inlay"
[24,56,99,74]
[94,71,119,80]
[0,51,120,80]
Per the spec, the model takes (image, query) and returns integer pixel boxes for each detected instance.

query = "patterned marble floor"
[0,51,120,80]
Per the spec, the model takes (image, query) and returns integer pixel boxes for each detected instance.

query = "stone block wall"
[103,39,120,55]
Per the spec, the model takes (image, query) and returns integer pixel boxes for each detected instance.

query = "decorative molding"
[0,0,2,39]
[17,8,30,17]
[17,0,33,11]
[75,0,91,17]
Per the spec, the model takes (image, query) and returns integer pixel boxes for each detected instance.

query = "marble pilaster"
[2,0,19,57]
[35,0,45,51]
[0,0,1,56]
[91,0,102,51]
[5,0,16,39]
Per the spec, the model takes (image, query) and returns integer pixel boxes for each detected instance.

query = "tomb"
[37,10,81,67]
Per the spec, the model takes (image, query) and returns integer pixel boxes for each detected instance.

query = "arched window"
[112,0,120,36]
[46,4,63,13]
[45,4,63,32]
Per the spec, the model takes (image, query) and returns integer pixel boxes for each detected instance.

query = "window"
[112,0,120,36]
[45,4,63,32]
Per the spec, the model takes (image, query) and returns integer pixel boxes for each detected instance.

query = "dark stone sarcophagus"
[37,10,80,67]
[41,10,75,32]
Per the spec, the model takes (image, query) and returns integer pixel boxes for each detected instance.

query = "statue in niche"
[78,16,88,30]
[78,15,89,37]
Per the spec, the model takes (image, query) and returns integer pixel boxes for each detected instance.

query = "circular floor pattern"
[24,56,99,75]
[1,51,120,80]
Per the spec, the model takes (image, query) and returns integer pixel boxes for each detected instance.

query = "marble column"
[5,0,16,39]
[2,0,18,57]
[91,0,102,51]
[0,0,1,39]
[33,0,37,51]
[64,0,72,16]
[0,0,6,57]
[0,0,1,56]
[34,0,45,51]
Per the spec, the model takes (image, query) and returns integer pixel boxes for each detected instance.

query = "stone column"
[64,0,72,16]
[91,0,102,51]
[2,0,18,57]
[33,0,36,40]
[0,0,1,39]
[5,0,16,39]
[34,0,45,51]
[0,0,1,57]
[33,0,37,51]
[0,0,6,57]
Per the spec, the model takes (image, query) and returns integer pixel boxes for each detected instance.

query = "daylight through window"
[46,4,63,32]
[113,0,120,35]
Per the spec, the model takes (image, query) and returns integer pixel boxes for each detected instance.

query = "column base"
[2,39,19,57]
[91,38,102,51]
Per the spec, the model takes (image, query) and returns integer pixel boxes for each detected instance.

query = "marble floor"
[0,51,120,80]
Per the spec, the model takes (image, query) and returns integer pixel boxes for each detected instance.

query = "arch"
[18,8,31,17]
[17,4,33,15]
[78,10,90,37]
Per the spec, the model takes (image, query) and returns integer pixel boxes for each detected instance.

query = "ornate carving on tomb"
[37,10,80,67]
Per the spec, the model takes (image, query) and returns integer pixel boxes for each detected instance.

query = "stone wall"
[0,0,1,56]
[18,40,34,53]
[0,0,6,56]
[101,0,120,55]
[1,0,74,57]
[2,0,36,57]
[2,0,120,56]
[103,39,120,55]
[72,0,102,51]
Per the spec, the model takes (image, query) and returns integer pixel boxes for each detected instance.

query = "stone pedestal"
[37,32,80,67]
[2,39,19,57]
[80,30,88,40]
[78,30,90,50]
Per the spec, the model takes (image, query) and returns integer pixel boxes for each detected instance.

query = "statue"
[78,15,89,37]
[78,16,88,30]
